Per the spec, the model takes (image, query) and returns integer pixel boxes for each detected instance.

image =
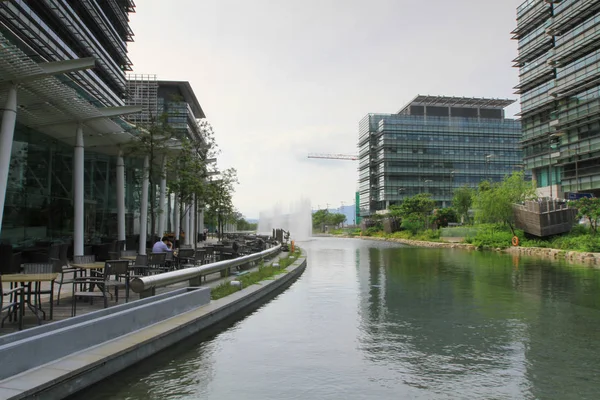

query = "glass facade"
[1,123,142,246]
[515,0,600,197]
[358,98,522,216]
[0,0,137,245]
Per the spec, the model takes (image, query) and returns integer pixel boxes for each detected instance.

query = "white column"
[185,203,191,246]
[116,150,126,243]
[74,125,85,256]
[198,209,204,235]
[157,155,167,238]
[0,86,17,235]
[174,195,179,242]
[190,195,196,247]
[139,155,149,255]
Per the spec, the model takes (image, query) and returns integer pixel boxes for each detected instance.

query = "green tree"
[167,136,210,239]
[474,171,536,235]
[431,207,458,228]
[392,193,436,233]
[312,210,346,229]
[329,213,346,227]
[452,185,474,224]
[123,113,177,237]
[573,197,600,234]
[397,193,436,222]
[166,120,219,243]
[204,168,238,241]
[312,209,330,228]
[236,216,258,231]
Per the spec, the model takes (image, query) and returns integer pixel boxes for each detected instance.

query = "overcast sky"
[129,0,525,219]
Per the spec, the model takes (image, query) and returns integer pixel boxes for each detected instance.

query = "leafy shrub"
[401,218,424,235]
[440,226,479,238]
[415,229,441,241]
[465,224,515,249]
[431,208,458,228]
[390,230,413,239]
[365,227,380,236]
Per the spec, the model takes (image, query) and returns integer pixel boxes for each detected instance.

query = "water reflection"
[357,246,600,399]
[74,238,600,400]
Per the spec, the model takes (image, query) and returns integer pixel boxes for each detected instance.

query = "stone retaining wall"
[352,235,600,266]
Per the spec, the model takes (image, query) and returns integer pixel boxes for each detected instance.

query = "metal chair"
[177,248,195,269]
[73,255,96,265]
[131,254,148,276]
[147,252,167,275]
[1,274,24,330]
[103,260,131,303]
[71,262,112,316]
[56,244,78,305]
[21,260,61,320]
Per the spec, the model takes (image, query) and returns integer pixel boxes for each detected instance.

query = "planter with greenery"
[211,247,302,300]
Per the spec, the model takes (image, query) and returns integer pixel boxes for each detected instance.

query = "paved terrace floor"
[1,239,282,336]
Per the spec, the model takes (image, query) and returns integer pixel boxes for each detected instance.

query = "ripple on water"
[75,238,600,400]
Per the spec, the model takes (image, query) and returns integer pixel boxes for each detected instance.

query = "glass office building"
[0,0,137,245]
[358,96,522,217]
[126,76,206,140]
[514,0,600,198]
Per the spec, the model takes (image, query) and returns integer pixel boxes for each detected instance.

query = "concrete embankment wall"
[0,252,307,400]
[354,235,600,266]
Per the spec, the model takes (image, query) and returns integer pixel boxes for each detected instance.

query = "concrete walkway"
[0,239,279,335]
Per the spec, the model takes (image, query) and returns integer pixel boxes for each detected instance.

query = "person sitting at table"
[152,237,172,253]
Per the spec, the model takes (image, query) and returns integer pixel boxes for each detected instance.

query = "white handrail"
[130,244,282,293]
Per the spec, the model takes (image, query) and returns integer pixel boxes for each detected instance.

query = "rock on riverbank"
[347,235,600,266]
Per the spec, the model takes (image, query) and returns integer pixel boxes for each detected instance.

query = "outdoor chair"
[72,255,98,290]
[147,252,168,275]
[104,260,131,303]
[131,254,148,276]
[165,251,174,271]
[195,249,207,265]
[1,274,24,330]
[56,244,78,305]
[73,255,96,264]
[177,248,195,269]
[204,246,215,263]
[21,260,61,320]
[71,260,130,316]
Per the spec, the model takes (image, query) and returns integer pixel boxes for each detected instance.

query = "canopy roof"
[0,32,138,155]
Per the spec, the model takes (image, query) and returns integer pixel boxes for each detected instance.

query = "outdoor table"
[121,256,137,261]
[70,261,106,292]
[2,273,58,323]
[70,261,106,270]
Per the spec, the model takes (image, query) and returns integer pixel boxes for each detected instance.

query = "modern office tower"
[126,76,206,140]
[514,0,600,198]
[358,95,522,217]
[0,0,135,107]
[0,1,137,246]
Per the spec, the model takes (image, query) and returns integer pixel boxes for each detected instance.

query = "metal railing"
[130,244,282,295]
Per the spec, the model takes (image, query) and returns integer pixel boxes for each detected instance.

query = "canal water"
[74,237,600,399]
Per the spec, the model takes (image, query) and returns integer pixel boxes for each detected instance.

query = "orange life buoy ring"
[512,236,519,247]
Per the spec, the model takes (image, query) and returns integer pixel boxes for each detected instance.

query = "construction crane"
[307,153,358,161]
